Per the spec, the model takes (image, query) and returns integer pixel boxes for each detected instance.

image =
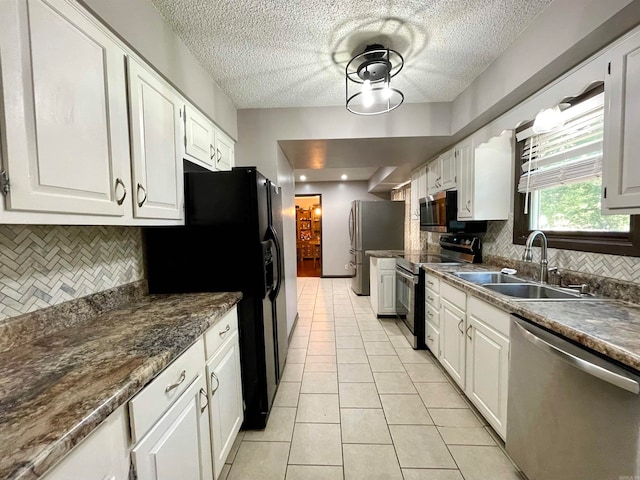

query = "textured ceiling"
[149,0,553,109]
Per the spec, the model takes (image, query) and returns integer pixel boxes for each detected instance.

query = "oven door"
[396,266,417,346]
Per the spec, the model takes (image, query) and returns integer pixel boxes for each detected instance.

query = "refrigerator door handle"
[267,225,283,300]
[348,206,354,246]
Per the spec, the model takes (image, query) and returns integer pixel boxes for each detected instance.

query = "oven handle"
[396,268,418,284]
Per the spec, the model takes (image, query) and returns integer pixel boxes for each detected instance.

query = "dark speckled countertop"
[422,263,640,372]
[0,291,242,480]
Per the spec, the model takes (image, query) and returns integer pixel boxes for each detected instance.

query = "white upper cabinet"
[0,0,130,216]
[215,130,235,171]
[427,148,455,195]
[602,29,640,214]
[457,132,512,221]
[128,58,184,220]
[185,105,217,170]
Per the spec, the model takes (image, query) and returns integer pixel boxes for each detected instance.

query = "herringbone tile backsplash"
[0,225,144,320]
[484,213,640,284]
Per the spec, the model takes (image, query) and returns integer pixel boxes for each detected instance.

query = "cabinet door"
[207,332,243,479]
[465,314,509,440]
[132,374,213,480]
[0,0,130,216]
[602,30,640,214]
[456,138,474,219]
[410,176,420,221]
[214,130,234,171]
[379,270,396,314]
[128,58,184,220]
[439,298,466,388]
[185,105,216,170]
[440,148,457,191]
[417,166,428,199]
[427,161,440,195]
[369,258,379,314]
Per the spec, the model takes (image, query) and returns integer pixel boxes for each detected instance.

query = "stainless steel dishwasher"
[507,316,640,480]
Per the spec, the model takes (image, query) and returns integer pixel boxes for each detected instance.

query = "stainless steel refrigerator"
[349,200,405,295]
[143,166,287,430]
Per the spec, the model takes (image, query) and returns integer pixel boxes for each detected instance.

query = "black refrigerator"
[144,166,287,429]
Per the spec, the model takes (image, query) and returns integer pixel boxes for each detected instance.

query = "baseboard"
[288,312,299,343]
[320,275,353,278]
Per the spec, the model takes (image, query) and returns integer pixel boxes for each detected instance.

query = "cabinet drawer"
[467,295,510,336]
[425,320,440,357]
[440,281,466,311]
[424,273,440,293]
[204,307,238,359]
[378,258,396,270]
[425,287,440,310]
[129,338,205,443]
[425,302,440,328]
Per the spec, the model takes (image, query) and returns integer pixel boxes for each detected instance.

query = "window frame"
[512,86,640,257]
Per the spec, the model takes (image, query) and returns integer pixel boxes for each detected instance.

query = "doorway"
[295,194,322,277]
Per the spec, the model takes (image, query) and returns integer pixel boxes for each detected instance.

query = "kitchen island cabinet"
[370,257,397,316]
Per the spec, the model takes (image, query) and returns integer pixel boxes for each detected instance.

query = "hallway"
[222,277,523,479]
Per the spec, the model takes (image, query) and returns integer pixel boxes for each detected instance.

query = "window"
[513,85,640,256]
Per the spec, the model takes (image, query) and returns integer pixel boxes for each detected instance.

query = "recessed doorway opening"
[295,194,322,277]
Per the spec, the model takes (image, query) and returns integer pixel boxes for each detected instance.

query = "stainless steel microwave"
[419,190,487,233]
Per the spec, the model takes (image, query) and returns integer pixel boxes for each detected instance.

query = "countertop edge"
[421,265,640,373]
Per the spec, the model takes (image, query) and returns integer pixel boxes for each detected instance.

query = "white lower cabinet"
[42,405,130,480]
[465,297,510,439]
[132,373,213,480]
[439,282,467,388]
[206,330,243,479]
[370,257,397,316]
[435,278,511,440]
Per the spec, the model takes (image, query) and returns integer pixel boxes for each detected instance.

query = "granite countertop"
[366,249,410,258]
[423,264,640,373]
[0,291,242,480]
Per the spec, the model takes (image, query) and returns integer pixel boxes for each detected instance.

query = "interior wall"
[451,0,638,137]
[79,0,238,139]
[276,147,298,337]
[295,182,389,276]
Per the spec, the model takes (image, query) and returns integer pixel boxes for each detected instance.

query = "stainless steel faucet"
[523,230,550,283]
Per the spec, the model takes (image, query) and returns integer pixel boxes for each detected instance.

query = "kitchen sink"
[482,283,590,300]
[452,272,528,284]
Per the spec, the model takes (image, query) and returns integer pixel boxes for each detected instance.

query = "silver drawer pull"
[457,320,464,334]
[427,280,434,286]
[199,387,209,413]
[136,183,147,207]
[427,296,434,301]
[219,324,231,337]
[211,372,220,394]
[115,178,126,205]
[165,370,186,393]
[466,325,473,340]
[427,311,434,318]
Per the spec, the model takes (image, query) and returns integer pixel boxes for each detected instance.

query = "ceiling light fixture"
[341,174,348,180]
[299,175,307,181]
[346,44,404,116]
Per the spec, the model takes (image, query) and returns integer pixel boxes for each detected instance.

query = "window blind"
[517,92,604,194]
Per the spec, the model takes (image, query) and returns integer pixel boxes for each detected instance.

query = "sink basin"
[482,283,585,300]
[453,272,528,284]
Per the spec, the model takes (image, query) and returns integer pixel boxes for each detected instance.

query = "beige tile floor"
[222,277,524,480]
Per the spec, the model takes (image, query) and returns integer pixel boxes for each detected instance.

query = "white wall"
[451,0,638,136]
[79,0,237,139]
[295,182,388,276]
[276,146,298,336]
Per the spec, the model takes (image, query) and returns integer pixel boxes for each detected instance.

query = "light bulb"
[362,91,374,107]
[382,82,393,100]
[362,79,371,93]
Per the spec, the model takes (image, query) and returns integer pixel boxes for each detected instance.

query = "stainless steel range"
[396,235,481,349]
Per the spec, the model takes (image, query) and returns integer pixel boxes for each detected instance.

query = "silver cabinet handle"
[165,370,186,393]
[115,178,126,205]
[427,280,435,286]
[136,183,147,207]
[427,310,434,318]
[199,387,209,413]
[465,200,471,212]
[396,268,417,284]
[219,324,230,337]
[216,148,222,163]
[427,335,433,342]
[211,372,220,394]
[466,325,472,340]
[514,320,639,394]
[427,295,435,302]
[210,144,215,160]
[457,319,464,334]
